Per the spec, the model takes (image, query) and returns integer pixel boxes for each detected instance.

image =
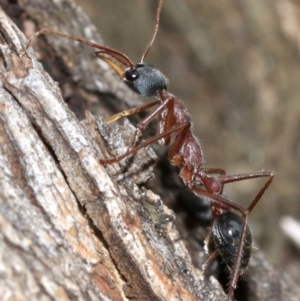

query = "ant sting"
[26,0,274,300]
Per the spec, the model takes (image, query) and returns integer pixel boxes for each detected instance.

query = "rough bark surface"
[0,1,299,301]
[0,1,222,301]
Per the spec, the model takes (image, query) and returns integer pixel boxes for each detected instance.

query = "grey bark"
[0,1,299,301]
[0,2,223,301]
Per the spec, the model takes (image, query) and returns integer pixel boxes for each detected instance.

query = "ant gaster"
[26,0,274,300]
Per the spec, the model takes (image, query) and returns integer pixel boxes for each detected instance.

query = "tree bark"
[0,1,299,301]
[0,1,222,300]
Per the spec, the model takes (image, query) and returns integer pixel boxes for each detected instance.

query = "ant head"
[96,0,167,97]
[123,64,168,97]
[26,1,166,97]
[96,54,168,97]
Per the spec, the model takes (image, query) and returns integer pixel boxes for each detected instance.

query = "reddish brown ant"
[26,0,274,299]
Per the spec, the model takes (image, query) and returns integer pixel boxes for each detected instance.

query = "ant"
[26,0,274,300]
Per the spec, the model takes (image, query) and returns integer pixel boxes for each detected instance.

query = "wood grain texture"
[0,2,223,300]
[1,0,300,300]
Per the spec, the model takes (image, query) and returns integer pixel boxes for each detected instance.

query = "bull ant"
[26,1,274,299]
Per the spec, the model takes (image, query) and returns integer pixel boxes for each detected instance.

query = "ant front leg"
[99,120,191,165]
[100,94,173,165]
[126,100,167,151]
[106,101,160,124]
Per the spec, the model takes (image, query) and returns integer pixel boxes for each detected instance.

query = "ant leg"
[202,168,226,176]
[225,215,249,301]
[192,174,273,301]
[214,171,273,185]
[198,170,273,196]
[100,96,175,164]
[226,173,273,300]
[127,96,172,150]
[99,122,190,164]
[202,249,219,272]
[191,187,246,214]
[193,168,226,194]
[247,172,274,212]
[193,168,226,188]
[106,100,160,123]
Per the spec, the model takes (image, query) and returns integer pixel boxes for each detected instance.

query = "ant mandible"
[26,0,274,300]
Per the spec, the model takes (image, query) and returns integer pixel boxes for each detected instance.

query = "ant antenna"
[26,29,134,68]
[140,0,164,63]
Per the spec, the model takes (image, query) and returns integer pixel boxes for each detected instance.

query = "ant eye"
[124,69,139,82]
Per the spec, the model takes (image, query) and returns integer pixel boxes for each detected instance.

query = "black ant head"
[27,1,166,97]
[95,0,166,97]
[123,64,168,97]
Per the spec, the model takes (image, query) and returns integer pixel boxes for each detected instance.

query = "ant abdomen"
[124,64,168,97]
[209,211,252,275]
